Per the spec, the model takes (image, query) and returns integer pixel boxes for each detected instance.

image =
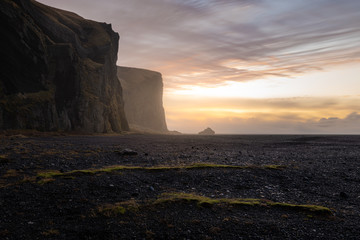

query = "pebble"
[131,192,139,197]
[340,192,348,199]
[118,149,138,156]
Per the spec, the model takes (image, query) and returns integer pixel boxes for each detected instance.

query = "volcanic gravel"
[0,134,359,239]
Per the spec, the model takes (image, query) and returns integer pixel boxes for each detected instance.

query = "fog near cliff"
[38,0,360,134]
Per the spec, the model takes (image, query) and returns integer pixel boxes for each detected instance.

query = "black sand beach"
[1,134,359,239]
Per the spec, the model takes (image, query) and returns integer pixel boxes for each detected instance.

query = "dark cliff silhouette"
[0,0,129,132]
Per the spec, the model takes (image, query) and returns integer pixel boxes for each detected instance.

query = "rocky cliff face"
[0,0,129,132]
[118,66,168,133]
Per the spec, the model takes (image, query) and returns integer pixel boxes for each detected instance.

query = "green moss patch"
[93,200,138,217]
[37,170,63,179]
[155,193,333,216]
[90,192,333,219]
[97,205,126,217]
[155,192,262,207]
[36,163,286,181]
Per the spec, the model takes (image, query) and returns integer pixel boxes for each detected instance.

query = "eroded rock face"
[0,0,129,132]
[118,66,168,133]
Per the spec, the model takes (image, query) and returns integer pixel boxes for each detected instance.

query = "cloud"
[165,95,360,113]
[316,112,360,130]
[164,95,360,133]
[166,111,360,134]
[38,0,360,88]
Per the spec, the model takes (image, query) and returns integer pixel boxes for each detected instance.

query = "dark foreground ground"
[0,134,359,239]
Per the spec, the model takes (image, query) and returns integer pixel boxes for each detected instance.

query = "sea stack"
[198,127,215,135]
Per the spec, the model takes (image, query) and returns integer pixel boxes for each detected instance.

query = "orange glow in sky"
[164,62,360,133]
[38,0,360,133]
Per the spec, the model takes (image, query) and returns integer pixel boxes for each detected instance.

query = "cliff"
[117,66,168,133]
[0,0,129,132]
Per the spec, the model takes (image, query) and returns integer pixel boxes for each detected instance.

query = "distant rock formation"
[199,127,215,135]
[168,130,182,135]
[118,66,168,133]
[0,0,129,132]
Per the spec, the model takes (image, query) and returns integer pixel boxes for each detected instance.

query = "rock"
[117,148,138,156]
[131,192,139,197]
[0,0,129,133]
[340,192,348,199]
[117,66,168,133]
[198,127,215,135]
[168,130,182,135]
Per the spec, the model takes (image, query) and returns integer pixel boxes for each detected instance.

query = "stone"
[117,148,138,156]
[340,192,348,199]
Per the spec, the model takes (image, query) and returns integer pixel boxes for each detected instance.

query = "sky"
[38,0,360,134]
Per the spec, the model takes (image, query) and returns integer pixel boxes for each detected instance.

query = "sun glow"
[168,62,360,100]
[171,79,280,99]
[164,62,360,133]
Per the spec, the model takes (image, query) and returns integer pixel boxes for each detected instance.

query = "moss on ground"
[269,202,332,215]
[93,199,138,217]
[156,192,262,207]
[37,178,55,185]
[156,192,332,216]
[1,163,287,188]
[2,169,21,178]
[91,192,333,218]
[37,170,63,179]
[97,205,126,217]
[36,163,287,180]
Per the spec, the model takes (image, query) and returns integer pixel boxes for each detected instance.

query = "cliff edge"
[0,0,129,132]
[118,66,168,133]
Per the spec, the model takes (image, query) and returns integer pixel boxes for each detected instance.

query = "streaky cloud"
[38,0,360,88]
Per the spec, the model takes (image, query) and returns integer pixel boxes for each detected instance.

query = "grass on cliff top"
[36,163,286,180]
[92,192,333,218]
